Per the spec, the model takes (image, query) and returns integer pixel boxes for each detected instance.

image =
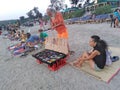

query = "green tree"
[63,8,85,19]
[94,5,112,15]
[33,7,42,19]
[98,0,106,3]
[27,10,35,19]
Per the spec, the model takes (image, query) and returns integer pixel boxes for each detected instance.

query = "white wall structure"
[76,0,97,8]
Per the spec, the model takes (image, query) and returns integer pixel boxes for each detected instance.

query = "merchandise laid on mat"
[32,37,69,71]
[5,28,48,57]
[7,41,42,57]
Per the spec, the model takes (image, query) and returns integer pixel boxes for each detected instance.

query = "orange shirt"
[51,12,67,34]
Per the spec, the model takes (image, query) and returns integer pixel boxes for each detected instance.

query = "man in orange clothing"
[46,8,74,55]
[46,8,68,39]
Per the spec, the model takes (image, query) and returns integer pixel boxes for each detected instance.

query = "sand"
[0,23,120,90]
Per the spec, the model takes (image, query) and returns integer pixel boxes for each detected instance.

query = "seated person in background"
[13,30,27,47]
[14,30,21,40]
[26,33,40,47]
[73,35,108,71]
[9,30,15,39]
[38,29,48,42]
[20,30,27,43]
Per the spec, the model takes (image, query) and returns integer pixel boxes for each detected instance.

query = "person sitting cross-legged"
[73,35,108,71]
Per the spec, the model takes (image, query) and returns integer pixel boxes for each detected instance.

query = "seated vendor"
[26,33,40,47]
[73,35,108,71]
[20,30,27,43]
[14,30,20,40]
[38,29,48,42]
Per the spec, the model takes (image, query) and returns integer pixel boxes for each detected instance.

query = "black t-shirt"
[93,46,106,69]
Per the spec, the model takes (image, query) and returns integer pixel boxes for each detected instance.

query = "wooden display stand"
[45,37,68,54]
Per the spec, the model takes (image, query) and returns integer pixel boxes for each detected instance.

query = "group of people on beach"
[4,6,116,71]
[46,7,111,71]
[6,26,48,56]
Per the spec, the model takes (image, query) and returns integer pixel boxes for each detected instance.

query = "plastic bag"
[111,56,119,62]
[106,50,112,66]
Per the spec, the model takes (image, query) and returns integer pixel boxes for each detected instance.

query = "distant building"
[76,0,97,8]
[106,0,120,8]
[84,0,120,12]
[85,1,109,12]
[98,0,120,8]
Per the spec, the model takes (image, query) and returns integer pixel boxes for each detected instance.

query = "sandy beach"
[0,23,120,90]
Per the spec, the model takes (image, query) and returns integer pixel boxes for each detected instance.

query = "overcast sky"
[0,0,71,21]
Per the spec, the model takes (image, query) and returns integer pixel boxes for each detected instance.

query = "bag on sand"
[111,56,119,62]
[106,50,112,66]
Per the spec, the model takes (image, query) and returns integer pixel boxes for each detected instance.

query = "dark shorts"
[94,64,102,71]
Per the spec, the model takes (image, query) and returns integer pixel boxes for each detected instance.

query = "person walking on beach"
[110,14,115,27]
[113,9,120,28]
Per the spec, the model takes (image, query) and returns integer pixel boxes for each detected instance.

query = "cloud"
[0,0,50,20]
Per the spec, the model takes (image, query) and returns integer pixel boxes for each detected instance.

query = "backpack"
[106,50,112,66]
